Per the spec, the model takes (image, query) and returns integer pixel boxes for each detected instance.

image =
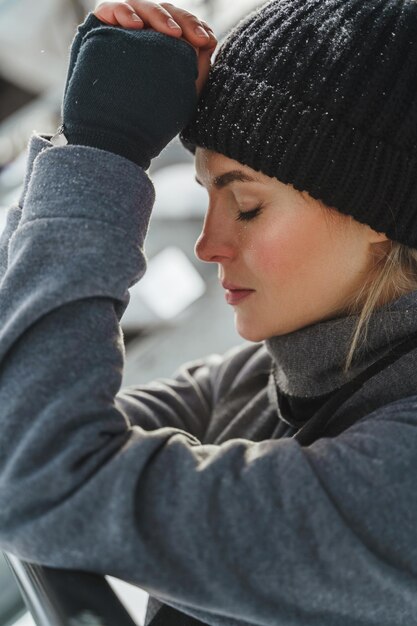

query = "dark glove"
[60,12,199,169]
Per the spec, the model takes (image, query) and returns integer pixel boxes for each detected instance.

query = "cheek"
[246,211,332,282]
[244,208,361,291]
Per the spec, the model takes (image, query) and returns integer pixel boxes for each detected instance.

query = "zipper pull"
[50,123,68,146]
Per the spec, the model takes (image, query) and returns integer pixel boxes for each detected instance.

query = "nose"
[194,209,236,263]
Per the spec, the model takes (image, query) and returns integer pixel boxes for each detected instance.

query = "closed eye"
[235,205,263,222]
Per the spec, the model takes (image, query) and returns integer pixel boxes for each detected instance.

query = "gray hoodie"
[0,132,417,626]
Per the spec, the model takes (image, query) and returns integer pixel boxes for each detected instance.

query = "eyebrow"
[194,170,262,189]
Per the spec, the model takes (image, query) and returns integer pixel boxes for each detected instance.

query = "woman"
[0,1,417,624]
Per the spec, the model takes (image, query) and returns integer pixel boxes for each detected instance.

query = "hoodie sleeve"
[0,133,53,282]
[0,137,416,626]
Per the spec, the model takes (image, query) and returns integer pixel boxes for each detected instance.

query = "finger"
[200,20,217,41]
[190,20,217,50]
[93,2,120,25]
[123,0,184,37]
[159,2,217,47]
[195,47,213,97]
[114,2,145,27]
[96,1,216,47]
[94,2,145,28]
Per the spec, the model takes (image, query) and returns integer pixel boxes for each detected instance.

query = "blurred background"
[0,0,264,624]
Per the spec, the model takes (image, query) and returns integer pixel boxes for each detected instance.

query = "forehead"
[195,147,234,167]
[194,148,265,183]
[194,148,334,215]
[194,148,306,201]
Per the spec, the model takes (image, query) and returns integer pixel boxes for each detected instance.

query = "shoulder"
[318,393,417,458]
[361,393,417,428]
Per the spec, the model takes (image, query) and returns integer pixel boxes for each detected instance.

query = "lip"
[221,281,254,291]
[221,281,255,305]
[225,289,255,305]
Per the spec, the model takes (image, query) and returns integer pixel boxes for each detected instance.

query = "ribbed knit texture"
[180,0,417,248]
[266,288,417,397]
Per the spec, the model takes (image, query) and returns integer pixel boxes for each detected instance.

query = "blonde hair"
[342,241,417,373]
[318,201,417,374]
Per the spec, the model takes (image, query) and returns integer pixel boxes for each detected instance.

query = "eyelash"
[235,204,264,222]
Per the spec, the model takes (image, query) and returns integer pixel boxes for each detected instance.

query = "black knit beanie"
[180,0,417,249]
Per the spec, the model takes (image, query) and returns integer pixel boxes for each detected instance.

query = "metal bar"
[4,553,138,626]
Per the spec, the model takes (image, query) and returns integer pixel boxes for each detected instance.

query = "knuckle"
[181,10,197,20]
[153,4,170,16]
[164,5,193,20]
[158,3,204,26]
[182,15,203,28]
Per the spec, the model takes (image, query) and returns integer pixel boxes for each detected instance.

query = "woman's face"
[194,148,390,342]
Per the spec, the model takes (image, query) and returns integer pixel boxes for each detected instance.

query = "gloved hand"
[59,12,199,169]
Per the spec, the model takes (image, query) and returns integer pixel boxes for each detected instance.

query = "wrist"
[64,124,154,170]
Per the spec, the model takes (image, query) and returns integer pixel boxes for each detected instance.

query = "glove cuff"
[64,124,154,170]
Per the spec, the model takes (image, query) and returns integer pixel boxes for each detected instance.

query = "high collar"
[265,289,417,398]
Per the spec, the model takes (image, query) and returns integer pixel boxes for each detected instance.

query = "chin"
[235,314,298,341]
[235,320,269,343]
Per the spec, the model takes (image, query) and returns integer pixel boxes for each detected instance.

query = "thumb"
[195,46,215,97]
[178,37,215,97]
